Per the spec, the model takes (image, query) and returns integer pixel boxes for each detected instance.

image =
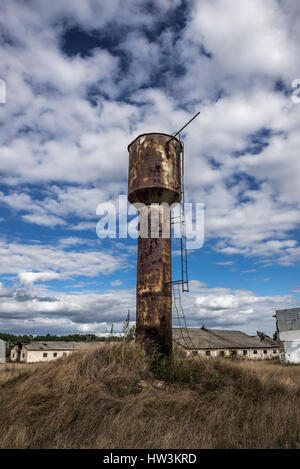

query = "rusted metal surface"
[136,205,172,355]
[128,133,182,205]
[128,133,182,356]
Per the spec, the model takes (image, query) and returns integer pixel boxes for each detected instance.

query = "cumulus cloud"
[0,240,128,277]
[1,0,299,265]
[0,185,125,227]
[0,285,136,336]
[181,281,296,334]
[18,272,61,286]
[0,279,295,336]
[0,0,300,334]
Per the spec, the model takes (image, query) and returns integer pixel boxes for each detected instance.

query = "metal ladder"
[179,139,189,293]
[170,136,195,350]
[170,137,189,292]
[172,283,195,350]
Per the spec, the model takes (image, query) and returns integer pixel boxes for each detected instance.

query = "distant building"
[0,339,5,364]
[173,328,279,359]
[275,308,300,364]
[10,341,102,363]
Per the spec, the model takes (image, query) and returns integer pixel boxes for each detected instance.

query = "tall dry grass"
[0,363,40,385]
[0,343,299,449]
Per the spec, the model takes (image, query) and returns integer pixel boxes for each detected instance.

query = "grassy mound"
[0,343,299,449]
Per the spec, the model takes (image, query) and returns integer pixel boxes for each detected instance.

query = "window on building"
[53,352,57,357]
[63,352,67,357]
[263,349,267,354]
[253,350,257,355]
[243,350,247,356]
[43,352,48,358]
[220,351,225,357]
[205,350,211,356]
[273,349,277,354]
[22,353,25,358]
[192,350,198,356]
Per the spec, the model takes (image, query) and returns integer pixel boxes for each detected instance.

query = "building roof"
[255,331,277,346]
[276,308,300,332]
[172,328,278,350]
[20,341,101,351]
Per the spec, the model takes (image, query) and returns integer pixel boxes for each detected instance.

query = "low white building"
[10,341,101,363]
[276,308,300,364]
[173,328,279,359]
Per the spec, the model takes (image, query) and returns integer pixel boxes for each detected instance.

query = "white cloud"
[215,261,234,266]
[69,221,97,231]
[0,286,136,335]
[0,279,296,336]
[1,0,299,266]
[0,0,300,335]
[57,237,90,247]
[189,0,297,79]
[0,240,128,277]
[180,280,296,334]
[18,272,61,285]
[22,213,67,227]
[0,185,123,228]
[110,279,123,287]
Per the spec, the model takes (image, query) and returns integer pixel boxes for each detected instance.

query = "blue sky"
[0,0,300,336]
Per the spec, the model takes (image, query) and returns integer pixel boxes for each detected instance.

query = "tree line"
[0,312,135,357]
[0,333,119,357]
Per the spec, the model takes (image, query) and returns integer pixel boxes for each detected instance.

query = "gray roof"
[276,308,300,332]
[172,328,278,350]
[21,341,100,351]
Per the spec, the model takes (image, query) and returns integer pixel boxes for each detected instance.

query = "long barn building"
[9,328,279,363]
[173,328,279,359]
[10,341,102,363]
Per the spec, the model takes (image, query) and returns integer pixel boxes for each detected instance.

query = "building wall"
[186,348,279,359]
[276,308,300,364]
[10,347,19,362]
[25,350,73,363]
[10,347,74,363]
[0,339,5,363]
[20,349,28,362]
[278,330,300,364]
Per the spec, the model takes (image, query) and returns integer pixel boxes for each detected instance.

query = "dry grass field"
[0,344,299,449]
[0,363,41,385]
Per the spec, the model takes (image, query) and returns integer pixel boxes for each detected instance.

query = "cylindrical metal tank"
[128,133,182,205]
[128,133,182,356]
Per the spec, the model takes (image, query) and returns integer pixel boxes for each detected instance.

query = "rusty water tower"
[128,133,182,356]
[127,114,199,356]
